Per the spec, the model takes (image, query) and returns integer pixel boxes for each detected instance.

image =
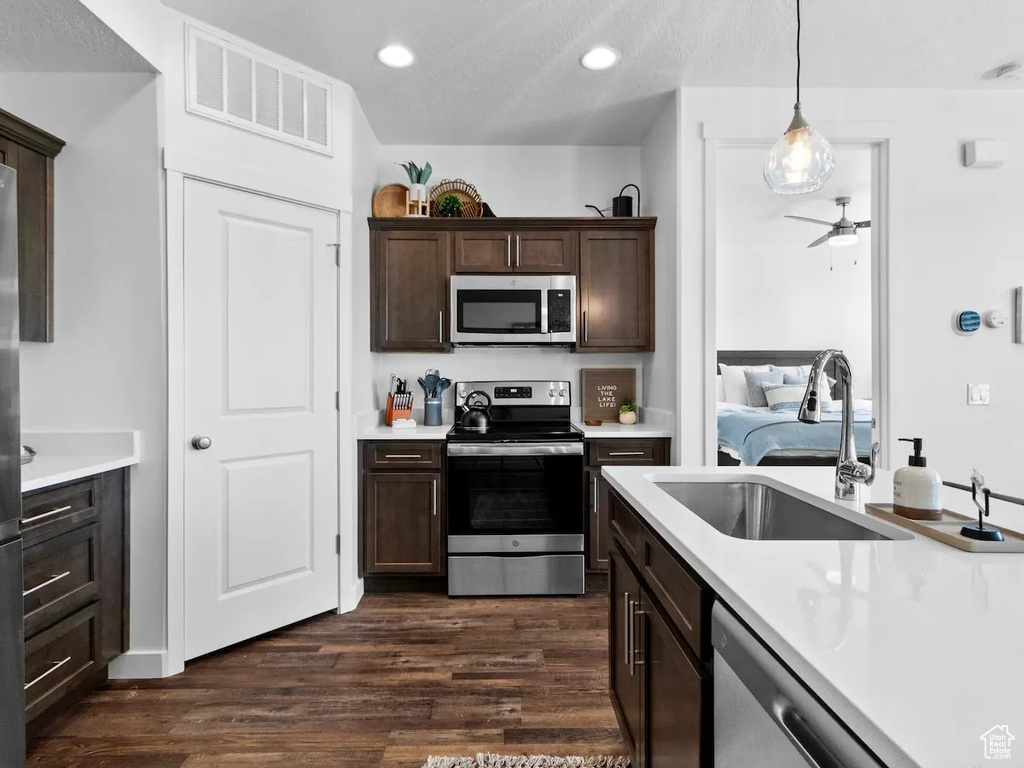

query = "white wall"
[716,144,873,396]
[375,145,641,216]
[677,88,1024,527]
[640,94,680,457]
[3,73,166,646]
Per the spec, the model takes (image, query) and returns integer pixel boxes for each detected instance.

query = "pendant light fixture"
[763,0,834,195]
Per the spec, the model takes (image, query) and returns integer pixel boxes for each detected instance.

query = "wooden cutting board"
[865,503,1024,553]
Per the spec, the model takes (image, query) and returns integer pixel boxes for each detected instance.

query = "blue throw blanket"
[718,406,873,466]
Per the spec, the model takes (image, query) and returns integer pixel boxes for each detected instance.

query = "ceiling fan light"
[764,106,835,195]
[829,233,859,247]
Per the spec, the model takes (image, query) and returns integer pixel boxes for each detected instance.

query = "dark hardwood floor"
[26,586,626,768]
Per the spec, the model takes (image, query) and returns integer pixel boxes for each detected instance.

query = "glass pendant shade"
[763,104,835,195]
[829,233,859,247]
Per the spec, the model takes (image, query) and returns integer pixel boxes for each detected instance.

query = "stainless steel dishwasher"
[712,602,885,768]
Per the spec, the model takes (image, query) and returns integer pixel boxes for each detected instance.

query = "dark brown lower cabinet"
[642,589,707,768]
[609,488,711,768]
[363,472,443,575]
[609,547,642,759]
[585,438,670,573]
[21,468,130,736]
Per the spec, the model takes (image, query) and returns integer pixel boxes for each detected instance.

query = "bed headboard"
[716,350,845,400]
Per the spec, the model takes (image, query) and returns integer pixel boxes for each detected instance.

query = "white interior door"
[183,179,339,660]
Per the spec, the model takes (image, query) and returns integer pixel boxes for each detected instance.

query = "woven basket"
[429,179,482,218]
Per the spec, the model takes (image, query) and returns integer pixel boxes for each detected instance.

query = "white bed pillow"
[763,384,809,412]
[719,363,770,405]
[716,375,726,401]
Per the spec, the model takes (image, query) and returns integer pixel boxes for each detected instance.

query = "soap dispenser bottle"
[892,438,942,520]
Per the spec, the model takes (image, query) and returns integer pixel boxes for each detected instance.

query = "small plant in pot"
[397,161,432,204]
[436,194,463,218]
[619,398,638,425]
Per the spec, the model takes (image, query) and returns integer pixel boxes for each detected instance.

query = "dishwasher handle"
[711,602,885,768]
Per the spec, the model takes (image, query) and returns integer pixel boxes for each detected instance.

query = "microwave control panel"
[548,290,572,333]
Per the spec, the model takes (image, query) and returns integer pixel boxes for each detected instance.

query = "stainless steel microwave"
[450,275,576,346]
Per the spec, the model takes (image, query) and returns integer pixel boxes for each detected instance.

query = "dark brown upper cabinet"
[454,230,513,272]
[369,217,655,353]
[453,229,576,274]
[578,229,653,352]
[0,109,65,343]
[371,229,450,352]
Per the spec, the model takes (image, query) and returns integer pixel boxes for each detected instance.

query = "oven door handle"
[447,442,584,457]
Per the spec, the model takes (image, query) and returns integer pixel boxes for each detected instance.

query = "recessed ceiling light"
[580,46,620,71]
[378,45,415,68]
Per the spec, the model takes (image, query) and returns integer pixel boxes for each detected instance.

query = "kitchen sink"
[654,481,910,541]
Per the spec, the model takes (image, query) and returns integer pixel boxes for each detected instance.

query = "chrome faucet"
[798,349,880,500]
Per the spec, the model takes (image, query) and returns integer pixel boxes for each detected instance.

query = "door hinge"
[328,243,341,266]
[335,391,340,410]
[335,534,341,554]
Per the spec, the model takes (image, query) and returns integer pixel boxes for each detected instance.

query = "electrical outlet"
[968,384,991,405]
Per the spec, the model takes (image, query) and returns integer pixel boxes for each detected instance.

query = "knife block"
[385,393,413,426]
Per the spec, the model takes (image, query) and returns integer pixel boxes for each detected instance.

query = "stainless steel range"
[446,380,585,597]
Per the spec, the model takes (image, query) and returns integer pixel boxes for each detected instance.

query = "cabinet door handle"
[432,479,438,516]
[623,591,632,671]
[632,600,646,669]
[592,476,598,512]
[385,454,421,459]
[23,571,71,598]
[507,235,512,268]
[25,656,72,691]
[627,598,637,676]
[583,311,589,343]
[20,505,72,526]
[609,451,646,457]
[438,310,443,344]
[516,235,521,268]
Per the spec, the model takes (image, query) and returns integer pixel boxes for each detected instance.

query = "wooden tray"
[372,184,410,218]
[866,504,1024,553]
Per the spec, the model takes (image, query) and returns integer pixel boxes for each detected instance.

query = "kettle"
[460,390,492,432]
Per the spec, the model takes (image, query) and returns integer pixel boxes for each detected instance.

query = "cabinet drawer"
[363,441,442,470]
[608,488,644,562]
[24,603,100,723]
[23,522,101,636]
[643,532,710,661]
[21,478,98,534]
[588,439,665,467]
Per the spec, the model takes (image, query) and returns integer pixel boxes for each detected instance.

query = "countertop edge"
[22,455,139,494]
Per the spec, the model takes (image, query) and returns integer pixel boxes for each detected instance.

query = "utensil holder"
[385,393,413,426]
[424,398,442,426]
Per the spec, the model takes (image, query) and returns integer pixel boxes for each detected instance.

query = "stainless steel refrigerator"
[0,163,26,767]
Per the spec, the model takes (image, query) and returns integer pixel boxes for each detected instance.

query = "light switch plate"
[968,384,991,405]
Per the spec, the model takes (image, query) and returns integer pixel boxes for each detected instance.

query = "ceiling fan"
[785,196,870,248]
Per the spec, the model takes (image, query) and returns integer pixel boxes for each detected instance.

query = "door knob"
[191,435,212,450]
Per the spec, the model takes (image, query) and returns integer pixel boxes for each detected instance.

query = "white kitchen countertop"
[20,431,140,493]
[573,421,672,438]
[357,424,452,441]
[603,464,1024,768]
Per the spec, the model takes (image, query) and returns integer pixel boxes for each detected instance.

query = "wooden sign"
[581,368,637,424]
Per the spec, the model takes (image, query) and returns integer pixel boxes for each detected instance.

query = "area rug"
[423,756,630,768]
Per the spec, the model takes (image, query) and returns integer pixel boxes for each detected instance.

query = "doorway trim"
[159,148,356,678]
[701,120,902,469]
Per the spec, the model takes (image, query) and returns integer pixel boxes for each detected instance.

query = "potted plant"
[436,194,463,218]
[619,398,638,425]
[397,161,432,205]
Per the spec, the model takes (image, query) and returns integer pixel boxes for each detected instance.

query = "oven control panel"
[494,386,533,399]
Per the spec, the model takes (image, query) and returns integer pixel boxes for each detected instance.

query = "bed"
[716,350,873,467]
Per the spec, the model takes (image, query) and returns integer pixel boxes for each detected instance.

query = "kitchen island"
[603,464,1024,768]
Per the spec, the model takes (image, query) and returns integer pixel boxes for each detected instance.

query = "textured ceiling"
[0,0,154,73]
[159,0,1024,145]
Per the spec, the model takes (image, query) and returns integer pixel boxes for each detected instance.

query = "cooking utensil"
[460,390,492,432]
[437,378,452,396]
[424,374,440,398]
[417,377,428,396]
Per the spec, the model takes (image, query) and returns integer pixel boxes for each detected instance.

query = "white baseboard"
[108,649,174,679]
[338,578,364,614]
